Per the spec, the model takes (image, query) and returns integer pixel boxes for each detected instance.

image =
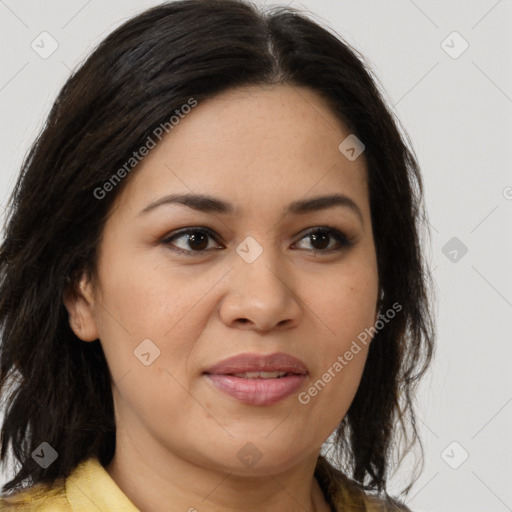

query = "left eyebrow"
[138,192,364,225]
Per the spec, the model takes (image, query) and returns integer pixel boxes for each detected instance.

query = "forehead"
[112,84,370,221]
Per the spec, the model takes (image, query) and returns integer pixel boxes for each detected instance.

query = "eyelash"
[160,226,354,257]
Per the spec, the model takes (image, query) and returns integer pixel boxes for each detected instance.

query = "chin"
[201,440,313,477]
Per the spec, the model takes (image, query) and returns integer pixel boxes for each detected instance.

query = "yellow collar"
[65,457,140,511]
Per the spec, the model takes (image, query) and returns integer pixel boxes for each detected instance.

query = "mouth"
[203,352,308,406]
[225,371,295,379]
[203,351,308,375]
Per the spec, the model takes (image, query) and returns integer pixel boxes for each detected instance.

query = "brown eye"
[294,227,353,253]
[161,228,222,255]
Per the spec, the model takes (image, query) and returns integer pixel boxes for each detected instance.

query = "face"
[65,84,379,476]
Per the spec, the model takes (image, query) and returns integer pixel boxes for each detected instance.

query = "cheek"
[95,251,198,333]
[94,265,207,426]
[92,257,217,384]
[296,260,377,416]
[306,258,378,343]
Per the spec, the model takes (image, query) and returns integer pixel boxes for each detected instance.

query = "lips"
[203,352,308,406]
[203,352,308,376]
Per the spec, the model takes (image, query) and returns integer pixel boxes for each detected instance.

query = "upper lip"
[203,352,308,375]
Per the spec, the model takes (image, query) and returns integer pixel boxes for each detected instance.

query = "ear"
[62,272,100,342]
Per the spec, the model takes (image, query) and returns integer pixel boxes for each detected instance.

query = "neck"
[105,438,331,512]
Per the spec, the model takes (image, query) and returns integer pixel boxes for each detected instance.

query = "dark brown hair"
[0,0,435,504]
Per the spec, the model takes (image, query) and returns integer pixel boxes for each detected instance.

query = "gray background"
[1,1,511,511]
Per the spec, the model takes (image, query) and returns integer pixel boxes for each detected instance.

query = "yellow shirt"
[0,457,138,511]
[0,455,411,511]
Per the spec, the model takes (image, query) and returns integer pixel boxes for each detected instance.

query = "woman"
[0,0,435,510]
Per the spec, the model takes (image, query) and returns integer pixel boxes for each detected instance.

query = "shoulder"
[0,480,70,511]
[365,493,413,511]
[315,455,413,512]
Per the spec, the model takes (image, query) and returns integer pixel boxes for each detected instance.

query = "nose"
[218,248,302,332]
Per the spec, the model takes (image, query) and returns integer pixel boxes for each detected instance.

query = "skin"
[64,83,380,512]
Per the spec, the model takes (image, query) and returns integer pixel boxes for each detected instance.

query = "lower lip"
[204,374,307,406]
